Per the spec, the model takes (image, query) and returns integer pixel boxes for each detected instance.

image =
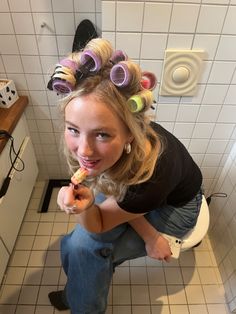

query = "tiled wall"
[208,142,236,312]
[0,0,102,179]
[1,0,236,310]
[102,1,236,312]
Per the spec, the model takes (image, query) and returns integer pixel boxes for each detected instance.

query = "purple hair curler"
[80,50,102,73]
[110,50,127,64]
[110,63,131,87]
[52,79,74,94]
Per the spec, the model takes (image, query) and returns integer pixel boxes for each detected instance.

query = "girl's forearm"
[75,204,103,233]
[128,215,160,242]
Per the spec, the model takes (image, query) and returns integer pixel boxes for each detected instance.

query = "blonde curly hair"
[58,38,163,200]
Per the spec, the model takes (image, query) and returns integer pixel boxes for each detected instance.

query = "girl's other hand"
[57,184,94,215]
[145,233,172,262]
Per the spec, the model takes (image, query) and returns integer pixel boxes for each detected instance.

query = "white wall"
[101,1,236,311]
[0,0,102,179]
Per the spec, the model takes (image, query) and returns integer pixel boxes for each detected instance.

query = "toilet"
[181,195,210,252]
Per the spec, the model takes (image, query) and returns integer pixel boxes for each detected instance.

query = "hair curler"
[110,50,127,65]
[49,58,78,94]
[127,95,144,113]
[80,50,102,73]
[110,62,131,87]
[140,71,157,90]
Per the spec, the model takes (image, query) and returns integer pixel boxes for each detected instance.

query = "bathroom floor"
[0,181,230,314]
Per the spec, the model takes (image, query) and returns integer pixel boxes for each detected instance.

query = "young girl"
[47,38,202,313]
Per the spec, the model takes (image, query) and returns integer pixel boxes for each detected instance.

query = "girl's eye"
[97,132,110,140]
[67,127,79,135]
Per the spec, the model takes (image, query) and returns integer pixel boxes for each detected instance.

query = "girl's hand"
[57,184,94,215]
[145,233,172,262]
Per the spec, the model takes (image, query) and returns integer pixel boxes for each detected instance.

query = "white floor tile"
[0,184,229,314]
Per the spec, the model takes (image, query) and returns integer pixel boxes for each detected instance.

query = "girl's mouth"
[80,158,100,169]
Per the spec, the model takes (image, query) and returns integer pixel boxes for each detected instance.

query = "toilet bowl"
[181,195,210,251]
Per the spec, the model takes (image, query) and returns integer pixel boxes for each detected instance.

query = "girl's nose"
[78,137,94,157]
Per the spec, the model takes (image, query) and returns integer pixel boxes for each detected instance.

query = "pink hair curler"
[60,59,79,73]
[110,50,127,64]
[110,63,131,87]
[140,71,157,90]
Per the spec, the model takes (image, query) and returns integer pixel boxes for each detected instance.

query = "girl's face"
[64,94,133,177]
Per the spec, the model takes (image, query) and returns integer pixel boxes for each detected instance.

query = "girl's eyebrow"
[65,121,78,128]
[65,120,116,133]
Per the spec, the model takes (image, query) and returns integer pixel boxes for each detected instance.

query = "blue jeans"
[61,190,202,314]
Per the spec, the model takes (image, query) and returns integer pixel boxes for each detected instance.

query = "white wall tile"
[21,56,42,73]
[193,35,220,60]
[102,32,115,47]
[9,73,28,90]
[192,123,215,138]
[218,106,236,123]
[208,62,236,84]
[116,2,144,32]
[36,120,53,133]
[216,36,236,61]
[222,6,236,35]
[156,104,178,121]
[196,5,227,34]
[102,1,115,31]
[225,85,236,105]
[30,91,48,106]
[202,154,222,167]
[173,123,195,138]
[143,3,172,33]
[25,74,45,90]
[54,13,75,35]
[141,34,167,59]
[2,55,23,73]
[169,4,200,33]
[212,124,235,140]
[52,0,73,12]
[37,36,58,55]
[207,140,228,153]
[197,105,221,122]
[74,0,96,12]
[0,35,19,54]
[116,33,141,59]
[167,34,193,50]
[33,106,51,120]
[12,13,35,34]
[0,13,14,34]
[33,13,55,35]
[189,139,209,153]
[40,56,58,74]
[202,85,228,105]
[176,105,200,122]
[30,0,52,12]
[8,0,30,12]
[16,35,38,55]
[57,36,74,56]
[0,0,9,11]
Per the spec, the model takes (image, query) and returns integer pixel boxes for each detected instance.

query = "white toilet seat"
[181,195,210,251]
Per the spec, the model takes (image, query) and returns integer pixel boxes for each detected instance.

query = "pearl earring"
[124,143,131,154]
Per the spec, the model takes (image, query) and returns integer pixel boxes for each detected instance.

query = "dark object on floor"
[48,290,70,311]
[39,179,70,213]
[72,19,98,52]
